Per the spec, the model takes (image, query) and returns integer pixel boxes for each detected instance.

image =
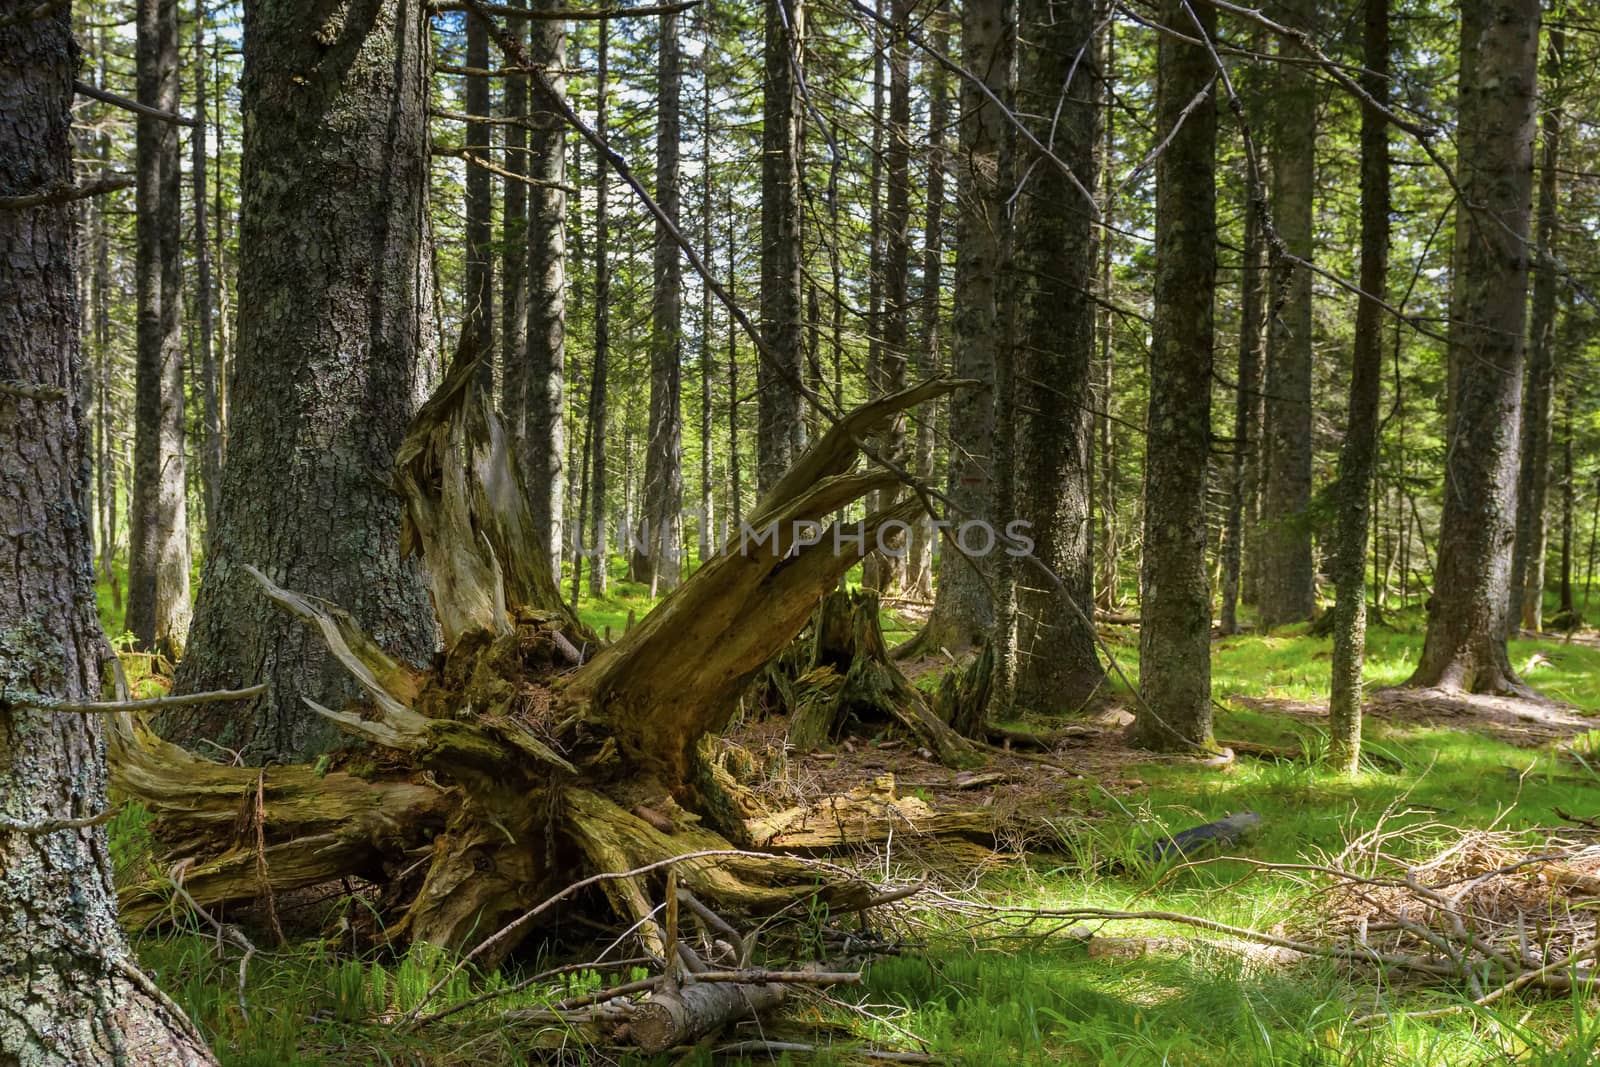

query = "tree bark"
[1407,0,1540,694]
[864,0,912,594]
[1133,0,1216,753]
[128,0,190,655]
[168,0,440,763]
[1094,14,1118,611]
[699,15,716,564]
[464,9,496,390]
[526,0,567,573]
[757,0,807,494]
[0,9,214,1058]
[1557,383,1576,621]
[1510,22,1562,634]
[588,18,610,596]
[192,0,222,540]
[1220,189,1264,632]
[923,0,1010,655]
[726,197,744,526]
[1327,0,1389,774]
[906,1,949,602]
[633,8,684,591]
[1258,0,1316,629]
[1011,0,1103,715]
[501,0,530,434]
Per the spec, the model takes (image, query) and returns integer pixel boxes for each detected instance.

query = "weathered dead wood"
[113,365,968,962]
[934,640,994,738]
[744,774,998,851]
[758,589,979,767]
[629,979,786,1054]
[394,352,592,646]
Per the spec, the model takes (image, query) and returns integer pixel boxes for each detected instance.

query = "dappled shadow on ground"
[1232,686,1596,748]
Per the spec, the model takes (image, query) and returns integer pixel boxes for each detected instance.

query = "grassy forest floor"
[99,567,1600,1066]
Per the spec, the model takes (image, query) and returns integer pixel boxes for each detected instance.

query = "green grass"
[103,560,1600,1064]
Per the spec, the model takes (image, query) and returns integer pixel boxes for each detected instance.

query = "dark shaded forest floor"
[102,569,1600,1065]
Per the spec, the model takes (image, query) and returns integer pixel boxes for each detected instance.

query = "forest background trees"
[40,0,1600,768]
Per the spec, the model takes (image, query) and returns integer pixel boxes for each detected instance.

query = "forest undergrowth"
[101,570,1600,1066]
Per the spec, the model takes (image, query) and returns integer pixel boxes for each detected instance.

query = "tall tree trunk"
[501,0,530,433]
[192,0,222,539]
[0,12,213,1057]
[865,0,912,593]
[1327,0,1389,774]
[1133,0,1216,752]
[589,18,611,596]
[633,9,685,592]
[699,14,716,564]
[526,0,567,572]
[726,196,743,527]
[1220,191,1265,633]
[464,9,495,388]
[128,0,190,655]
[1557,382,1576,619]
[757,0,807,494]
[1511,22,1562,634]
[1407,0,1540,694]
[1011,0,1102,714]
[923,0,1009,654]
[906,0,949,602]
[1094,13,1117,611]
[168,0,439,762]
[93,32,115,582]
[1258,0,1316,629]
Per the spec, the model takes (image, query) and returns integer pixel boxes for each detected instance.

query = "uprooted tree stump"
[112,356,975,969]
[749,588,978,765]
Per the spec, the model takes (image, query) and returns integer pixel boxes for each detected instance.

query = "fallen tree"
[113,358,972,967]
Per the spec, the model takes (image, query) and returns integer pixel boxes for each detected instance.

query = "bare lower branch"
[9,684,266,715]
[74,80,197,127]
[0,176,133,211]
[429,0,699,18]
[431,145,577,193]
[0,378,69,401]
[690,969,861,986]
[0,808,121,835]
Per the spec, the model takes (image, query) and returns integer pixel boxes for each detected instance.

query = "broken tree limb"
[628,978,786,1055]
[0,176,135,211]
[6,684,266,715]
[689,969,862,986]
[429,0,700,18]
[74,80,196,127]
[0,808,121,835]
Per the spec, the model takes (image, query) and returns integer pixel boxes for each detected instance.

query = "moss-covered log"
[113,360,969,965]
